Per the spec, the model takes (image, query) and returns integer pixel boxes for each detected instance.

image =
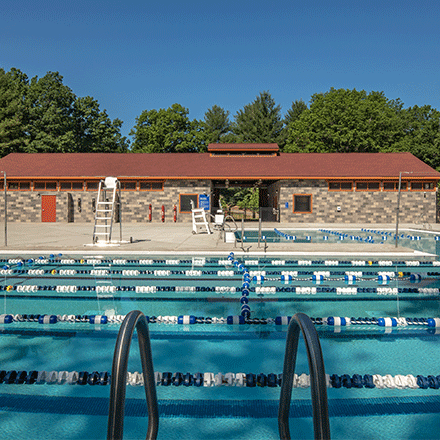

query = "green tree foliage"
[203,105,231,143]
[130,103,205,153]
[219,187,259,218]
[396,105,440,170]
[0,68,29,156]
[232,91,286,147]
[285,88,405,153]
[0,68,128,156]
[24,71,77,152]
[284,99,308,127]
[71,96,128,152]
[235,187,259,218]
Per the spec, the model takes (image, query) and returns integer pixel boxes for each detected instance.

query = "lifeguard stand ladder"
[92,177,122,244]
[191,201,212,235]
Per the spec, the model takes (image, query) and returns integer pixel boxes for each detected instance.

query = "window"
[60,181,83,191]
[328,181,353,191]
[140,181,164,191]
[33,181,57,191]
[356,181,380,191]
[293,195,312,213]
[86,181,99,191]
[179,194,198,213]
[120,181,136,191]
[411,181,435,191]
[7,181,31,191]
[383,181,407,191]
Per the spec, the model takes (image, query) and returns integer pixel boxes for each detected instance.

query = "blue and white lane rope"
[3,256,440,268]
[1,369,439,389]
[1,314,440,329]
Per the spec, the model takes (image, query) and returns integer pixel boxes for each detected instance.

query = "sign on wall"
[199,194,210,211]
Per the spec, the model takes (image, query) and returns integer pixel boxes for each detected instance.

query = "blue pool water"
[236,228,440,256]
[0,251,440,439]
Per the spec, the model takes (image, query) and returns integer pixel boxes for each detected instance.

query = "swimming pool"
[236,228,440,256]
[1,253,440,439]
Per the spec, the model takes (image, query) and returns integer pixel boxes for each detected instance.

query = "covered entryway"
[211,180,280,222]
[41,195,56,222]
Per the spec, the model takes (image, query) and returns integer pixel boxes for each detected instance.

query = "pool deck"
[0,221,438,258]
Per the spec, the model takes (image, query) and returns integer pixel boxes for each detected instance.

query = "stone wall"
[278,179,437,224]
[0,180,211,223]
[0,178,436,225]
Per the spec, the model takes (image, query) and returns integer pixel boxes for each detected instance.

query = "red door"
[41,195,56,222]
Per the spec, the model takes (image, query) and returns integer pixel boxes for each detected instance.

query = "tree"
[0,68,29,156]
[284,99,308,127]
[284,88,405,153]
[24,71,77,152]
[232,91,286,146]
[0,68,129,156]
[236,187,259,218]
[130,103,206,153]
[203,105,231,143]
[396,105,440,170]
[71,96,129,152]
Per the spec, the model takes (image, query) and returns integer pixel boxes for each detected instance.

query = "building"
[0,143,438,224]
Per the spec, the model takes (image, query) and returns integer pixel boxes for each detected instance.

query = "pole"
[1,172,6,247]
[395,172,402,248]
[258,215,262,248]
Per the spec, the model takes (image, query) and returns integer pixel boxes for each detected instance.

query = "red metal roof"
[0,152,439,180]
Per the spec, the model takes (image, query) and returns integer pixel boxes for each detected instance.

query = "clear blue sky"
[2,0,440,141]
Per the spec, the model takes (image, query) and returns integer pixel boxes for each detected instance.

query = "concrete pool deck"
[0,221,438,257]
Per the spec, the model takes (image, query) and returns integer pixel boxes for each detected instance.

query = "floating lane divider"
[228,252,251,321]
[0,369,439,389]
[3,257,440,269]
[2,284,439,296]
[1,314,440,330]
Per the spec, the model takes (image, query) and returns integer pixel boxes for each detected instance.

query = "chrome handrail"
[278,313,330,440]
[107,310,158,440]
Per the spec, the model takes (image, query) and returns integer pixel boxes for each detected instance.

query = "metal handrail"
[278,313,330,440]
[107,310,158,440]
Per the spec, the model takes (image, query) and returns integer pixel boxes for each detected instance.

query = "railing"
[107,310,158,440]
[278,313,330,440]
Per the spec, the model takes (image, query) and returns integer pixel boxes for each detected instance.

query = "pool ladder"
[107,310,158,440]
[278,313,331,439]
[107,311,330,440]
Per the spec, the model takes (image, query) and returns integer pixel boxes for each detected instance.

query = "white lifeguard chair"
[92,177,122,244]
[191,201,212,234]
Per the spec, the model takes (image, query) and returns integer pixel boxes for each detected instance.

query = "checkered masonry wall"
[278,180,437,224]
[0,180,211,223]
[0,179,436,224]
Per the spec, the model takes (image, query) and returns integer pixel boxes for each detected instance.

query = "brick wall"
[0,178,436,225]
[0,180,211,223]
[278,179,437,224]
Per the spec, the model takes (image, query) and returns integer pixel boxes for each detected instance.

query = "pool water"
[0,253,439,439]
[236,228,440,256]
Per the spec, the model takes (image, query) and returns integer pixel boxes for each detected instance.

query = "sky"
[2,0,440,141]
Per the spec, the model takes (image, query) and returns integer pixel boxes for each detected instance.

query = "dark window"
[384,181,407,191]
[60,181,83,191]
[46,182,57,190]
[86,181,99,191]
[356,181,380,191]
[293,195,312,213]
[140,181,164,191]
[8,182,19,190]
[121,181,136,190]
[180,194,198,213]
[34,182,45,190]
[33,181,56,191]
[329,181,352,191]
[411,181,435,191]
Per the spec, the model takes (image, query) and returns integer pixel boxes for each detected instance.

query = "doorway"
[41,195,56,222]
